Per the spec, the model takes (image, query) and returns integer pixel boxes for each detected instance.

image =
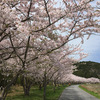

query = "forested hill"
[73,61,100,79]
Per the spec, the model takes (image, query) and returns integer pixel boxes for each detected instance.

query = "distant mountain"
[73,61,100,79]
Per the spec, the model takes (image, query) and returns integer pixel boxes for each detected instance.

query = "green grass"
[79,85,100,99]
[6,85,67,100]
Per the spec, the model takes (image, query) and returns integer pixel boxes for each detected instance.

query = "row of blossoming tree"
[0,0,100,100]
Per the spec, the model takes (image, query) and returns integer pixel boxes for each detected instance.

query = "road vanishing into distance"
[59,85,100,100]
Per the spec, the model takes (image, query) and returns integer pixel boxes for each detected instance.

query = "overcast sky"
[81,35,100,63]
[70,35,100,63]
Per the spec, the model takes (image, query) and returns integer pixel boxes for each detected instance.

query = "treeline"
[73,61,100,79]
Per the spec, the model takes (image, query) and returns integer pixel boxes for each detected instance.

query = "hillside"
[73,61,100,79]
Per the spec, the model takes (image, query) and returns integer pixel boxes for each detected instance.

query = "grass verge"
[6,85,67,100]
[79,85,100,99]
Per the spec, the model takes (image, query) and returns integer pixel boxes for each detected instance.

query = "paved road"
[59,85,100,100]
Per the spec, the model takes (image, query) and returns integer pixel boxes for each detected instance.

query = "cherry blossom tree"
[26,44,87,99]
[0,0,100,100]
[65,74,100,83]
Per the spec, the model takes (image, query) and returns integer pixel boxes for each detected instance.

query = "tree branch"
[43,0,51,24]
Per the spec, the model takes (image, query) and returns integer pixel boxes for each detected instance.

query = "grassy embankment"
[6,85,67,100]
[79,84,100,99]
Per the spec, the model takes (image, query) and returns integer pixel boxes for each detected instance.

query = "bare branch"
[43,0,51,24]
[32,15,66,33]
[9,34,23,63]
[23,36,30,64]
[27,0,32,18]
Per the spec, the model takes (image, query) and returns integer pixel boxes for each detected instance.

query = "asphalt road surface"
[59,85,100,100]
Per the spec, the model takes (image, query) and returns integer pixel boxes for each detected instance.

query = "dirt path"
[59,85,100,100]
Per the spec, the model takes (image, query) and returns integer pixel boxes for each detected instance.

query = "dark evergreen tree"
[73,61,100,79]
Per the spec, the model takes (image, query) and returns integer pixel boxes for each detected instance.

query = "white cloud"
[69,35,100,63]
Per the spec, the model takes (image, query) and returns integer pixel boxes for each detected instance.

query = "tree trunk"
[0,73,19,100]
[0,91,7,100]
[39,83,42,90]
[53,81,56,93]
[21,77,32,96]
[0,93,6,100]
[43,72,47,100]
[23,87,30,96]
